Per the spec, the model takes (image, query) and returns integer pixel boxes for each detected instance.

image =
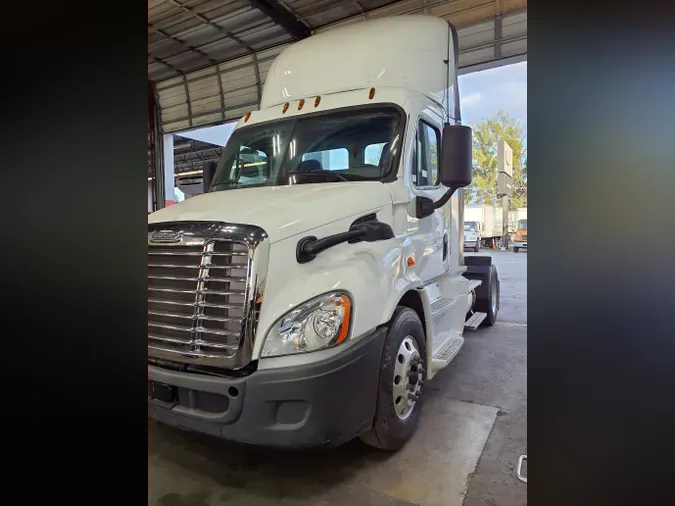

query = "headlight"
[261,292,353,358]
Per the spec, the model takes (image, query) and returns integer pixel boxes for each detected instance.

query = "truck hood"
[149,182,394,243]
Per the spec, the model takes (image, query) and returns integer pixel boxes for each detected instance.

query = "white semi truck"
[147,15,500,451]
[464,203,502,251]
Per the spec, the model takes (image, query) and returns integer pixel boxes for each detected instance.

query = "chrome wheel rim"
[392,336,424,420]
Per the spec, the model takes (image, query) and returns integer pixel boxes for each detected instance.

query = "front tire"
[474,240,481,252]
[514,247,520,253]
[359,307,427,451]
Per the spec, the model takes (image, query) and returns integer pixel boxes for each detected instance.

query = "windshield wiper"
[287,171,349,183]
[212,181,271,190]
[212,180,238,187]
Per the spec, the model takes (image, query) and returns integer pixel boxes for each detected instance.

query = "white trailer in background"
[464,204,502,250]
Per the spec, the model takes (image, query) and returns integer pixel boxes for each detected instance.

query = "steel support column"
[149,80,164,212]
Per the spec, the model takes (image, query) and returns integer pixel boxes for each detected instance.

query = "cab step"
[430,335,465,374]
[464,312,487,330]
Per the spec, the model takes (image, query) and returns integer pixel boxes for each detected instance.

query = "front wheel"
[474,240,481,252]
[359,307,427,451]
[514,247,520,253]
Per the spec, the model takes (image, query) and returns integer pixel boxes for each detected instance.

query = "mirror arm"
[416,184,462,219]
[296,221,395,264]
[297,230,364,263]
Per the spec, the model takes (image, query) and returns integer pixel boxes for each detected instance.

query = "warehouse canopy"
[149,0,527,133]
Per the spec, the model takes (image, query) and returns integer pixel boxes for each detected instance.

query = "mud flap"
[463,256,498,312]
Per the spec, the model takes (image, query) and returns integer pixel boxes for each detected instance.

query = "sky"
[177,122,235,146]
[459,61,527,142]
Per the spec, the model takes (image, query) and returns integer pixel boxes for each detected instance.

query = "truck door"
[409,113,450,280]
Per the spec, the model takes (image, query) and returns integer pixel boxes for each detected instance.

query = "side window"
[413,120,440,187]
[301,148,349,171]
[364,142,387,166]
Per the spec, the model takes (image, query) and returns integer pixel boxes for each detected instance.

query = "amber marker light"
[335,295,352,344]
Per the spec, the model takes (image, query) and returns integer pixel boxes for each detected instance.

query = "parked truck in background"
[464,204,502,250]
[508,207,527,233]
[147,16,500,452]
[463,221,481,252]
[512,218,528,252]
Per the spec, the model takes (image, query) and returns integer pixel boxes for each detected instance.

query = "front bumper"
[148,327,387,448]
[464,240,478,248]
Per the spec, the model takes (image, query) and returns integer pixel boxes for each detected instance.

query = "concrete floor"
[149,249,527,506]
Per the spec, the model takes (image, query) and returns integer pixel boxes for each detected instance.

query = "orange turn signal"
[407,256,416,267]
[368,87,376,100]
[282,102,289,113]
[314,96,321,107]
[298,98,305,110]
[335,295,352,344]
[244,111,251,122]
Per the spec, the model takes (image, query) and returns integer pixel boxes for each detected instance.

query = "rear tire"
[475,267,499,326]
[359,307,427,451]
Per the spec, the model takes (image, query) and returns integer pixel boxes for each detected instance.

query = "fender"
[251,210,414,359]
[381,275,425,327]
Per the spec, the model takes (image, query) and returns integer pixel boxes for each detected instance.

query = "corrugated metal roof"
[149,0,293,81]
[149,0,527,133]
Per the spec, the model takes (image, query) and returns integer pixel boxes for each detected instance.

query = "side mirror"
[202,161,217,193]
[415,123,472,219]
[439,124,472,188]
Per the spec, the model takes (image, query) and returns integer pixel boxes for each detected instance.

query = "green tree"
[464,111,527,210]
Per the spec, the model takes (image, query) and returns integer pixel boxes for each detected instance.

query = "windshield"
[464,221,478,231]
[210,106,403,191]
[518,220,528,230]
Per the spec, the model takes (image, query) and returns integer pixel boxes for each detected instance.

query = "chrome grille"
[148,222,269,369]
